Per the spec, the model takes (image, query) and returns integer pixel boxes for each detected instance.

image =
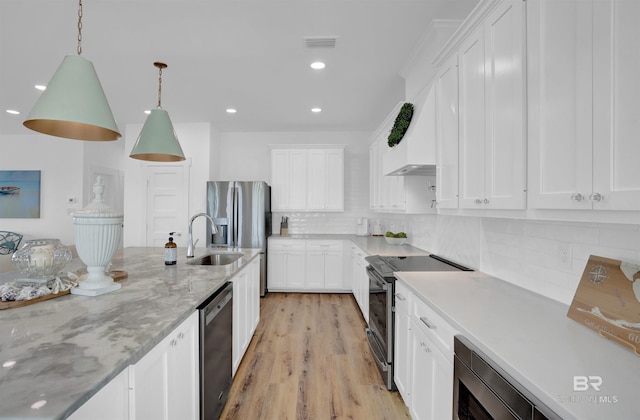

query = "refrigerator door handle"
[232,185,239,247]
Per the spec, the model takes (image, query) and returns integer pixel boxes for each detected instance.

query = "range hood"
[382,83,437,176]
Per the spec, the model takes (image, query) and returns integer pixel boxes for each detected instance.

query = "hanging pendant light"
[129,62,185,162]
[23,0,121,141]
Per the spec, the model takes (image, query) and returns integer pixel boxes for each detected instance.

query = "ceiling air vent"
[305,36,338,48]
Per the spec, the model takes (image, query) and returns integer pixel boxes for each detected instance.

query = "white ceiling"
[0,0,478,137]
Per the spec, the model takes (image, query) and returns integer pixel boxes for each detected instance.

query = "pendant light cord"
[77,0,83,55]
[157,66,163,108]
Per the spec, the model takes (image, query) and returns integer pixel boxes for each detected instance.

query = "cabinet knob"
[178,332,185,339]
[590,193,603,202]
[170,339,178,347]
[483,198,490,204]
[474,199,482,205]
[571,193,584,202]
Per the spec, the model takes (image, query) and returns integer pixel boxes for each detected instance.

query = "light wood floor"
[220,293,411,420]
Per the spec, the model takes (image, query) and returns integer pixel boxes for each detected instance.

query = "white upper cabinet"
[528,0,640,210]
[458,0,526,209]
[271,149,307,211]
[436,55,460,210]
[271,147,344,212]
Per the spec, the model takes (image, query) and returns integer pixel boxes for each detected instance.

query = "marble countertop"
[0,246,261,420]
[270,234,429,257]
[395,271,640,420]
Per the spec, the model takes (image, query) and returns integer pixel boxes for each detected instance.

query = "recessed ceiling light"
[310,61,326,70]
[226,108,237,114]
[6,110,20,115]
[34,85,46,91]
[311,108,322,113]
[144,110,151,115]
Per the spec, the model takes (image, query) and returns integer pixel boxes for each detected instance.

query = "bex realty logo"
[573,376,602,391]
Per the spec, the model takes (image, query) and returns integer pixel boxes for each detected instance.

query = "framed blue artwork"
[0,170,41,218]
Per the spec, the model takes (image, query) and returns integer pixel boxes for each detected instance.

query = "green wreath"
[387,102,414,148]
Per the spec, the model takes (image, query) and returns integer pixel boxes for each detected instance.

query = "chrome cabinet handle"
[590,193,603,202]
[571,193,584,202]
[420,316,436,330]
[395,293,406,301]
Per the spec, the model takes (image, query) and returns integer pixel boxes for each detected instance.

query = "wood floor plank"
[220,293,410,420]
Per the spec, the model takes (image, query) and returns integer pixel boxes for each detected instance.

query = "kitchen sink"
[187,252,243,266]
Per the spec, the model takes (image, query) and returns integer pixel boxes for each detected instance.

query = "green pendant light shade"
[129,108,185,162]
[23,55,121,141]
[129,62,185,162]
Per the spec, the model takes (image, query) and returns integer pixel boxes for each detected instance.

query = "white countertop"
[395,271,640,420]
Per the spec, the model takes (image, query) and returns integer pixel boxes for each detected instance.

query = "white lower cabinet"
[395,280,455,420]
[393,281,411,404]
[68,368,130,420]
[350,244,369,323]
[130,311,199,420]
[233,257,261,376]
[268,238,347,292]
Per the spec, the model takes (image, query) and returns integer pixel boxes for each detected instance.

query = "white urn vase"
[71,176,124,297]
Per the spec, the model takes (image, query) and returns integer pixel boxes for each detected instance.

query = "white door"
[144,163,190,247]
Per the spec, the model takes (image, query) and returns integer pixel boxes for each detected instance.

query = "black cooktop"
[365,254,472,279]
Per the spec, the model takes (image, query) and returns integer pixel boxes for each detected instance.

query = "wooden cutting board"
[0,271,128,310]
[567,255,640,356]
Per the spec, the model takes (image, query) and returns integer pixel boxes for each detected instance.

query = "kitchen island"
[0,246,261,420]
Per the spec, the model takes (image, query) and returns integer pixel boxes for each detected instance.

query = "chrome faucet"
[186,213,218,258]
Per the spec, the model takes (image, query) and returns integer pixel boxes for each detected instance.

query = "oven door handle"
[366,329,389,371]
[367,266,389,291]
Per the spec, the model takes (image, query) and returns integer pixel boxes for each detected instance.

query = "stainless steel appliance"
[453,335,560,420]
[365,254,472,390]
[198,282,233,420]
[206,181,272,296]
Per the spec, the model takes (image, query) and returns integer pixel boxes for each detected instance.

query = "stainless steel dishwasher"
[198,282,233,420]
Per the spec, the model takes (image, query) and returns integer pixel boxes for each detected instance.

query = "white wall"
[123,122,212,247]
[217,131,371,234]
[0,133,84,271]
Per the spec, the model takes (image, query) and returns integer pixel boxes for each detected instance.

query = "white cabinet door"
[394,282,411,406]
[267,250,287,289]
[68,368,130,420]
[306,150,326,211]
[169,312,199,420]
[527,0,596,209]
[325,149,345,211]
[285,250,306,289]
[369,140,382,210]
[592,0,640,210]
[305,251,326,289]
[232,270,249,374]
[436,56,460,210]
[483,0,526,209]
[458,0,526,210]
[409,319,435,420]
[323,250,344,290]
[458,25,487,209]
[271,150,291,211]
[131,336,170,420]
[130,312,198,420]
[289,150,308,210]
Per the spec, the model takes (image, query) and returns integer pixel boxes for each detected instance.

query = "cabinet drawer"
[411,296,456,360]
[269,238,306,250]
[306,240,343,251]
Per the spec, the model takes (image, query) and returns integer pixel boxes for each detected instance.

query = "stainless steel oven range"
[364,254,472,391]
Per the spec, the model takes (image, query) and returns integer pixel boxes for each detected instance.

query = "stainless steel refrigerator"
[206,181,271,296]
